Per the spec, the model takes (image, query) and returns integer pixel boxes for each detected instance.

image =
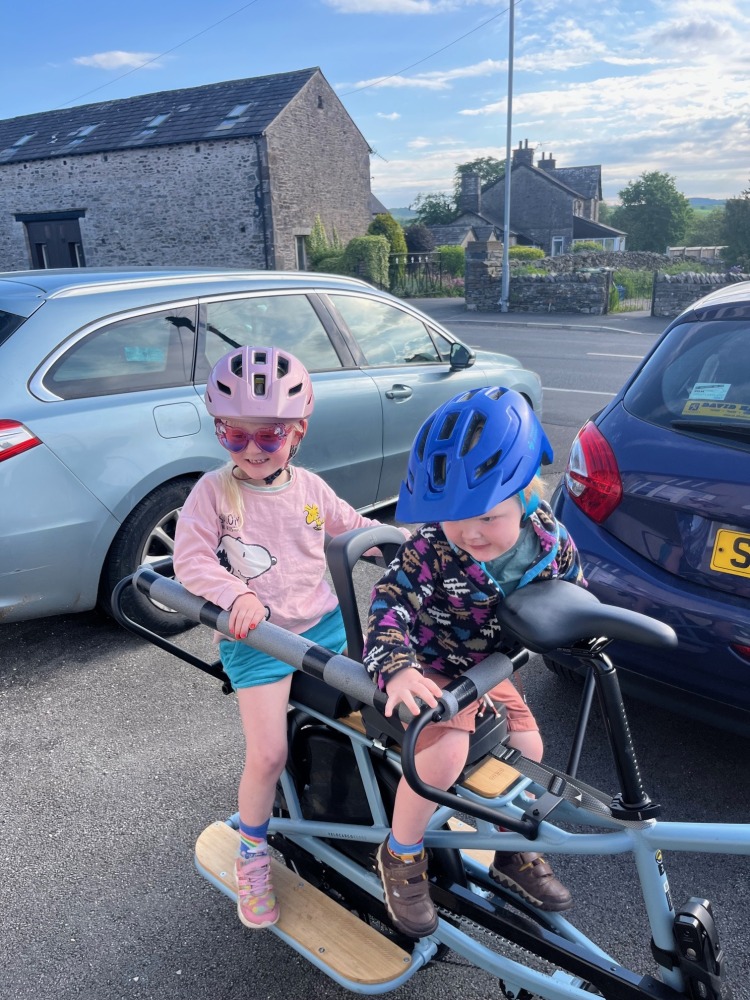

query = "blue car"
[551,281,750,734]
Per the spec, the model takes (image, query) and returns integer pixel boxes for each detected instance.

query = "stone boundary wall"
[465,242,609,314]
[652,272,750,317]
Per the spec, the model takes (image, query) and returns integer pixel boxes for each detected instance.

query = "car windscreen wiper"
[670,418,750,440]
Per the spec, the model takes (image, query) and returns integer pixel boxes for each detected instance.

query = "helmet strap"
[517,489,540,521]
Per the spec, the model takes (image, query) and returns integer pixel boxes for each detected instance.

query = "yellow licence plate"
[710,529,750,579]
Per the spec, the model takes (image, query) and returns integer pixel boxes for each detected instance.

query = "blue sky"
[2,0,749,208]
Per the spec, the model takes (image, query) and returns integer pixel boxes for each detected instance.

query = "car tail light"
[0,420,42,463]
[564,421,623,523]
[730,643,750,664]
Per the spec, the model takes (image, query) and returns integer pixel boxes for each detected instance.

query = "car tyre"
[100,477,198,636]
[542,655,583,684]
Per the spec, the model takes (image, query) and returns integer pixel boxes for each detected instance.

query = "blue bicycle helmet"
[396,386,553,522]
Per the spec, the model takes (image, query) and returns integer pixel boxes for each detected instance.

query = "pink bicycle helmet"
[205,346,314,421]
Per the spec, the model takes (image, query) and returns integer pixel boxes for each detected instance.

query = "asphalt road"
[3,307,748,1000]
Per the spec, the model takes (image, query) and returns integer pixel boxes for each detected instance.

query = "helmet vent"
[276,355,290,379]
[230,354,244,376]
[215,378,232,397]
[437,412,458,440]
[288,381,303,398]
[431,454,447,488]
[474,449,502,480]
[415,419,433,461]
[460,413,485,455]
[252,350,268,365]
[487,387,505,401]
[253,374,267,396]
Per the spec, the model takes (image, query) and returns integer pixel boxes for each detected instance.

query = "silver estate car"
[1,267,543,633]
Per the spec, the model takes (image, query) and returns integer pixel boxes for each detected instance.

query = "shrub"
[313,252,349,275]
[342,235,389,288]
[437,245,465,277]
[508,246,545,260]
[368,214,407,289]
[404,222,436,253]
[572,241,604,253]
[306,215,331,266]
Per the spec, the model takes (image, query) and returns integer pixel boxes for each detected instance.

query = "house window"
[551,237,564,257]
[295,236,308,270]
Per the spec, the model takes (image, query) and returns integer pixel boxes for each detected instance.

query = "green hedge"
[313,252,349,275]
[342,235,389,288]
[572,241,603,253]
[437,245,465,277]
[508,246,545,260]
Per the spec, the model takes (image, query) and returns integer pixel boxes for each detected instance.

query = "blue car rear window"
[624,319,750,451]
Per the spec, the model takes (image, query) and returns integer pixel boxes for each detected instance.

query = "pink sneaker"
[235,853,279,929]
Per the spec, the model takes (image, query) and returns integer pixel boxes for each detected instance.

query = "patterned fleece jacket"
[363,500,585,686]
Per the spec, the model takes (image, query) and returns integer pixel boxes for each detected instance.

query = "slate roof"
[547,165,601,201]
[573,216,626,239]
[0,68,319,164]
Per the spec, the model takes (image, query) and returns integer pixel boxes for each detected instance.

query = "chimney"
[538,151,556,171]
[512,138,535,168]
[459,172,481,215]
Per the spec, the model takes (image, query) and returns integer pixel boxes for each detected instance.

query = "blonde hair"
[522,473,546,504]
[212,420,304,531]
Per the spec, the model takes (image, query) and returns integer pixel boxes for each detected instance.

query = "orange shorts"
[414,672,538,752]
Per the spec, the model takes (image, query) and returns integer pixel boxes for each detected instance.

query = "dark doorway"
[16,211,86,268]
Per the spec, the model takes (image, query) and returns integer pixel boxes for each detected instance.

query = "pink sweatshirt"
[173,466,398,635]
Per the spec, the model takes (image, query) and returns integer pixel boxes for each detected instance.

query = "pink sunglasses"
[214,419,290,454]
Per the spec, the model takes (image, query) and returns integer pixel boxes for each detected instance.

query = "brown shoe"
[489,851,573,911]
[376,840,439,939]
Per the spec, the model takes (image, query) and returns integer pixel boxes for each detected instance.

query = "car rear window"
[44,306,197,399]
[0,309,26,347]
[624,319,750,451]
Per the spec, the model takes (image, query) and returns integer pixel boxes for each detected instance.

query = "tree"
[454,156,505,198]
[610,171,691,252]
[683,207,726,247]
[722,182,750,267]
[411,192,457,226]
[367,213,407,255]
[403,222,436,252]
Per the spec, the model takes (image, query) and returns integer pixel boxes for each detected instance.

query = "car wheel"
[542,655,583,683]
[100,477,197,636]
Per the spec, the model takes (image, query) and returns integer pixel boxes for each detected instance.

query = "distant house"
[0,68,372,272]
[450,141,625,256]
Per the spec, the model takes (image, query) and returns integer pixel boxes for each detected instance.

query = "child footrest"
[195,821,414,987]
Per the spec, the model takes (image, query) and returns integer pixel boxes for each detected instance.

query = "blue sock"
[388,834,424,861]
[239,819,270,859]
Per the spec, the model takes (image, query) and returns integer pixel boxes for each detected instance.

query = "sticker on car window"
[124,346,166,363]
[682,400,750,421]
[688,382,730,401]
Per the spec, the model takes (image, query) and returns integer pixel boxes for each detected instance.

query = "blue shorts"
[219,606,348,690]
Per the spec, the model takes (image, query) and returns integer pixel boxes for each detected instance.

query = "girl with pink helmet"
[174,346,406,931]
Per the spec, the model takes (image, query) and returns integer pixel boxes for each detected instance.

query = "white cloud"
[325,0,495,12]
[342,58,503,91]
[377,111,401,119]
[408,137,432,148]
[73,51,162,70]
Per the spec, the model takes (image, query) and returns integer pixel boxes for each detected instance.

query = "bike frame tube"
[124,569,749,999]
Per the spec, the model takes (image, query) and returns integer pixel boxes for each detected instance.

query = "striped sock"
[239,819,270,860]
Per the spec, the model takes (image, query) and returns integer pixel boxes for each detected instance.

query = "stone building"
[450,140,625,256]
[0,68,372,272]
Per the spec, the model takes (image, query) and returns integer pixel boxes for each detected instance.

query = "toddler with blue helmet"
[363,386,585,939]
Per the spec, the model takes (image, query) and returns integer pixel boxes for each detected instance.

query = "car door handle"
[385,384,413,400]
